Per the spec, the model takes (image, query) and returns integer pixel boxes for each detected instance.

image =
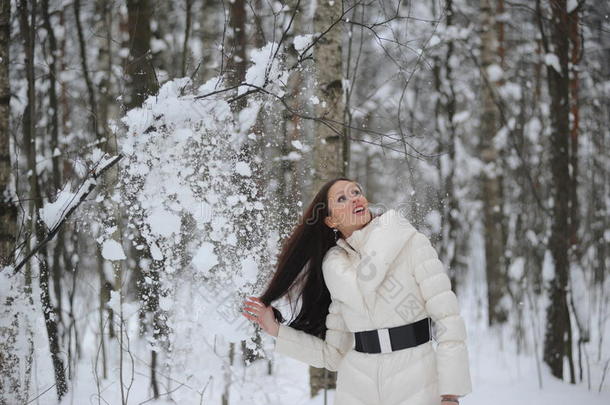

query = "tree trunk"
[94,0,119,380]
[125,1,165,397]
[312,0,345,193]
[18,0,68,399]
[0,0,16,267]
[480,0,508,326]
[181,0,193,77]
[198,0,217,84]
[41,0,65,342]
[568,4,581,260]
[225,0,246,93]
[310,0,345,398]
[539,0,574,381]
[74,0,100,140]
[126,0,158,109]
[280,0,304,226]
[432,0,462,288]
[0,2,28,403]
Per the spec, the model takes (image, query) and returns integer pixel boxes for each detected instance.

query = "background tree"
[537,0,575,381]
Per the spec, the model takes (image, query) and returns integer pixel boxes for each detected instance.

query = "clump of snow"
[542,249,555,282]
[149,241,163,260]
[106,289,121,313]
[499,82,522,100]
[238,42,286,96]
[39,184,76,230]
[544,53,562,74]
[428,35,441,47]
[235,161,252,177]
[567,0,579,13]
[425,210,442,234]
[101,239,126,261]
[293,34,316,53]
[493,126,509,150]
[453,110,470,124]
[508,257,525,279]
[191,242,218,275]
[238,102,261,135]
[39,177,98,231]
[147,206,182,237]
[235,256,259,287]
[487,64,503,81]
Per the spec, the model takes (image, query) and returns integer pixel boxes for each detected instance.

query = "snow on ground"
[26,233,609,405]
[298,324,610,405]
[31,311,607,405]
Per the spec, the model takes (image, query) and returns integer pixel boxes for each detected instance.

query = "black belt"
[354,317,432,354]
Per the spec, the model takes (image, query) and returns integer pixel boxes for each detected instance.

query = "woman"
[241,177,472,405]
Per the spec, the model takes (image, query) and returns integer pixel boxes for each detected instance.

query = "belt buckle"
[377,327,392,353]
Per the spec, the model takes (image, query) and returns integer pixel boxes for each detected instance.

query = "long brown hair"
[259,177,374,339]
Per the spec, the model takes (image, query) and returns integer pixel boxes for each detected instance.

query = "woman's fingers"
[246,296,264,307]
[242,296,272,330]
[241,310,259,323]
[242,305,260,315]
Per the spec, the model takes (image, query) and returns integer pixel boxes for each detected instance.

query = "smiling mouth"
[353,206,366,214]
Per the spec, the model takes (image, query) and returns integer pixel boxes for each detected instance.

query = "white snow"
[508,256,525,279]
[542,249,555,282]
[544,53,562,74]
[191,242,219,275]
[453,110,470,124]
[101,239,126,261]
[293,34,316,53]
[486,64,504,81]
[567,0,579,13]
[94,154,121,175]
[235,161,252,177]
[39,179,96,231]
[147,206,182,237]
[428,35,441,47]
[149,241,164,260]
[235,256,259,287]
[39,185,76,230]
[238,42,283,96]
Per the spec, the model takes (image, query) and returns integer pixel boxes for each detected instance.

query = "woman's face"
[324,180,371,238]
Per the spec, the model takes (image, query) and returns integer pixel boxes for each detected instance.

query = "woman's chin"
[353,209,371,224]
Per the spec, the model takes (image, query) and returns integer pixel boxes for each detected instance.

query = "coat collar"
[335,209,388,257]
[327,208,417,317]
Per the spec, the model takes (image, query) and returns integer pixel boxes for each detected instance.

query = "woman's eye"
[338,196,345,202]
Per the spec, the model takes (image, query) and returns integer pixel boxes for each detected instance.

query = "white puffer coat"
[273,208,473,404]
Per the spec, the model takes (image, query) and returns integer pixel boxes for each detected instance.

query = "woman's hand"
[241,296,280,337]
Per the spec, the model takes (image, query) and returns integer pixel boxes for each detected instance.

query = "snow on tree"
[110,43,288,393]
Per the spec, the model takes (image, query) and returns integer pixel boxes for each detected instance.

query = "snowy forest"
[0,0,609,404]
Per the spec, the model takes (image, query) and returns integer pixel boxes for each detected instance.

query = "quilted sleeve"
[409,232,473,397]
[273,299,353,372]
